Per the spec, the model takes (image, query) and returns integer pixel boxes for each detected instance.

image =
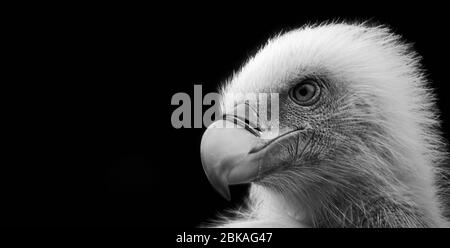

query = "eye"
[289,79,320,105]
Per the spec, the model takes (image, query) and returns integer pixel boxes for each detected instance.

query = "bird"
[199,22,450,228]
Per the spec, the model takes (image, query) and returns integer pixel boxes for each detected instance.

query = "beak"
[200,106,305,200]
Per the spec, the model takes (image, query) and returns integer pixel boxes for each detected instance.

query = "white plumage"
[202,22,449,227]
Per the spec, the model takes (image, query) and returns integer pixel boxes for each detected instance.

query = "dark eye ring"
[289,79,320,105]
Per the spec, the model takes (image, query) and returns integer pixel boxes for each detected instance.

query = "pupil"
[299,86,309,96]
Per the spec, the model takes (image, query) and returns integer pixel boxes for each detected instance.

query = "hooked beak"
[200,106,306,200]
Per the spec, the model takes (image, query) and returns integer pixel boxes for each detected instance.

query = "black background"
[4,5,450,227]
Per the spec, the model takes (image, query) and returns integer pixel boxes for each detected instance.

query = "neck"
[247,184,442,228]
[311,194,433,227]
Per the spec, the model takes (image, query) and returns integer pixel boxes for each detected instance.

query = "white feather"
[215,22,449,227]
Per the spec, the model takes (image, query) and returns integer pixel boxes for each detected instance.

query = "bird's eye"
[289,80,320,105]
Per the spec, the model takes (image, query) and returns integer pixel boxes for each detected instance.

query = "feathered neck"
[216,181,448,228]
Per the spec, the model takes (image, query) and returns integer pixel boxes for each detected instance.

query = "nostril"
[254,126,263,133]
[222,114,262,137]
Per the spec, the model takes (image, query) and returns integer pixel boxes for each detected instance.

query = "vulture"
[200,22,449,227]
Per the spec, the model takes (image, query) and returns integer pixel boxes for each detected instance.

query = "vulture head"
[200,23,449,227]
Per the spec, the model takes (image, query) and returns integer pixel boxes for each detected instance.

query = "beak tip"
[204,170,231,201]
[219,187,231,201]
